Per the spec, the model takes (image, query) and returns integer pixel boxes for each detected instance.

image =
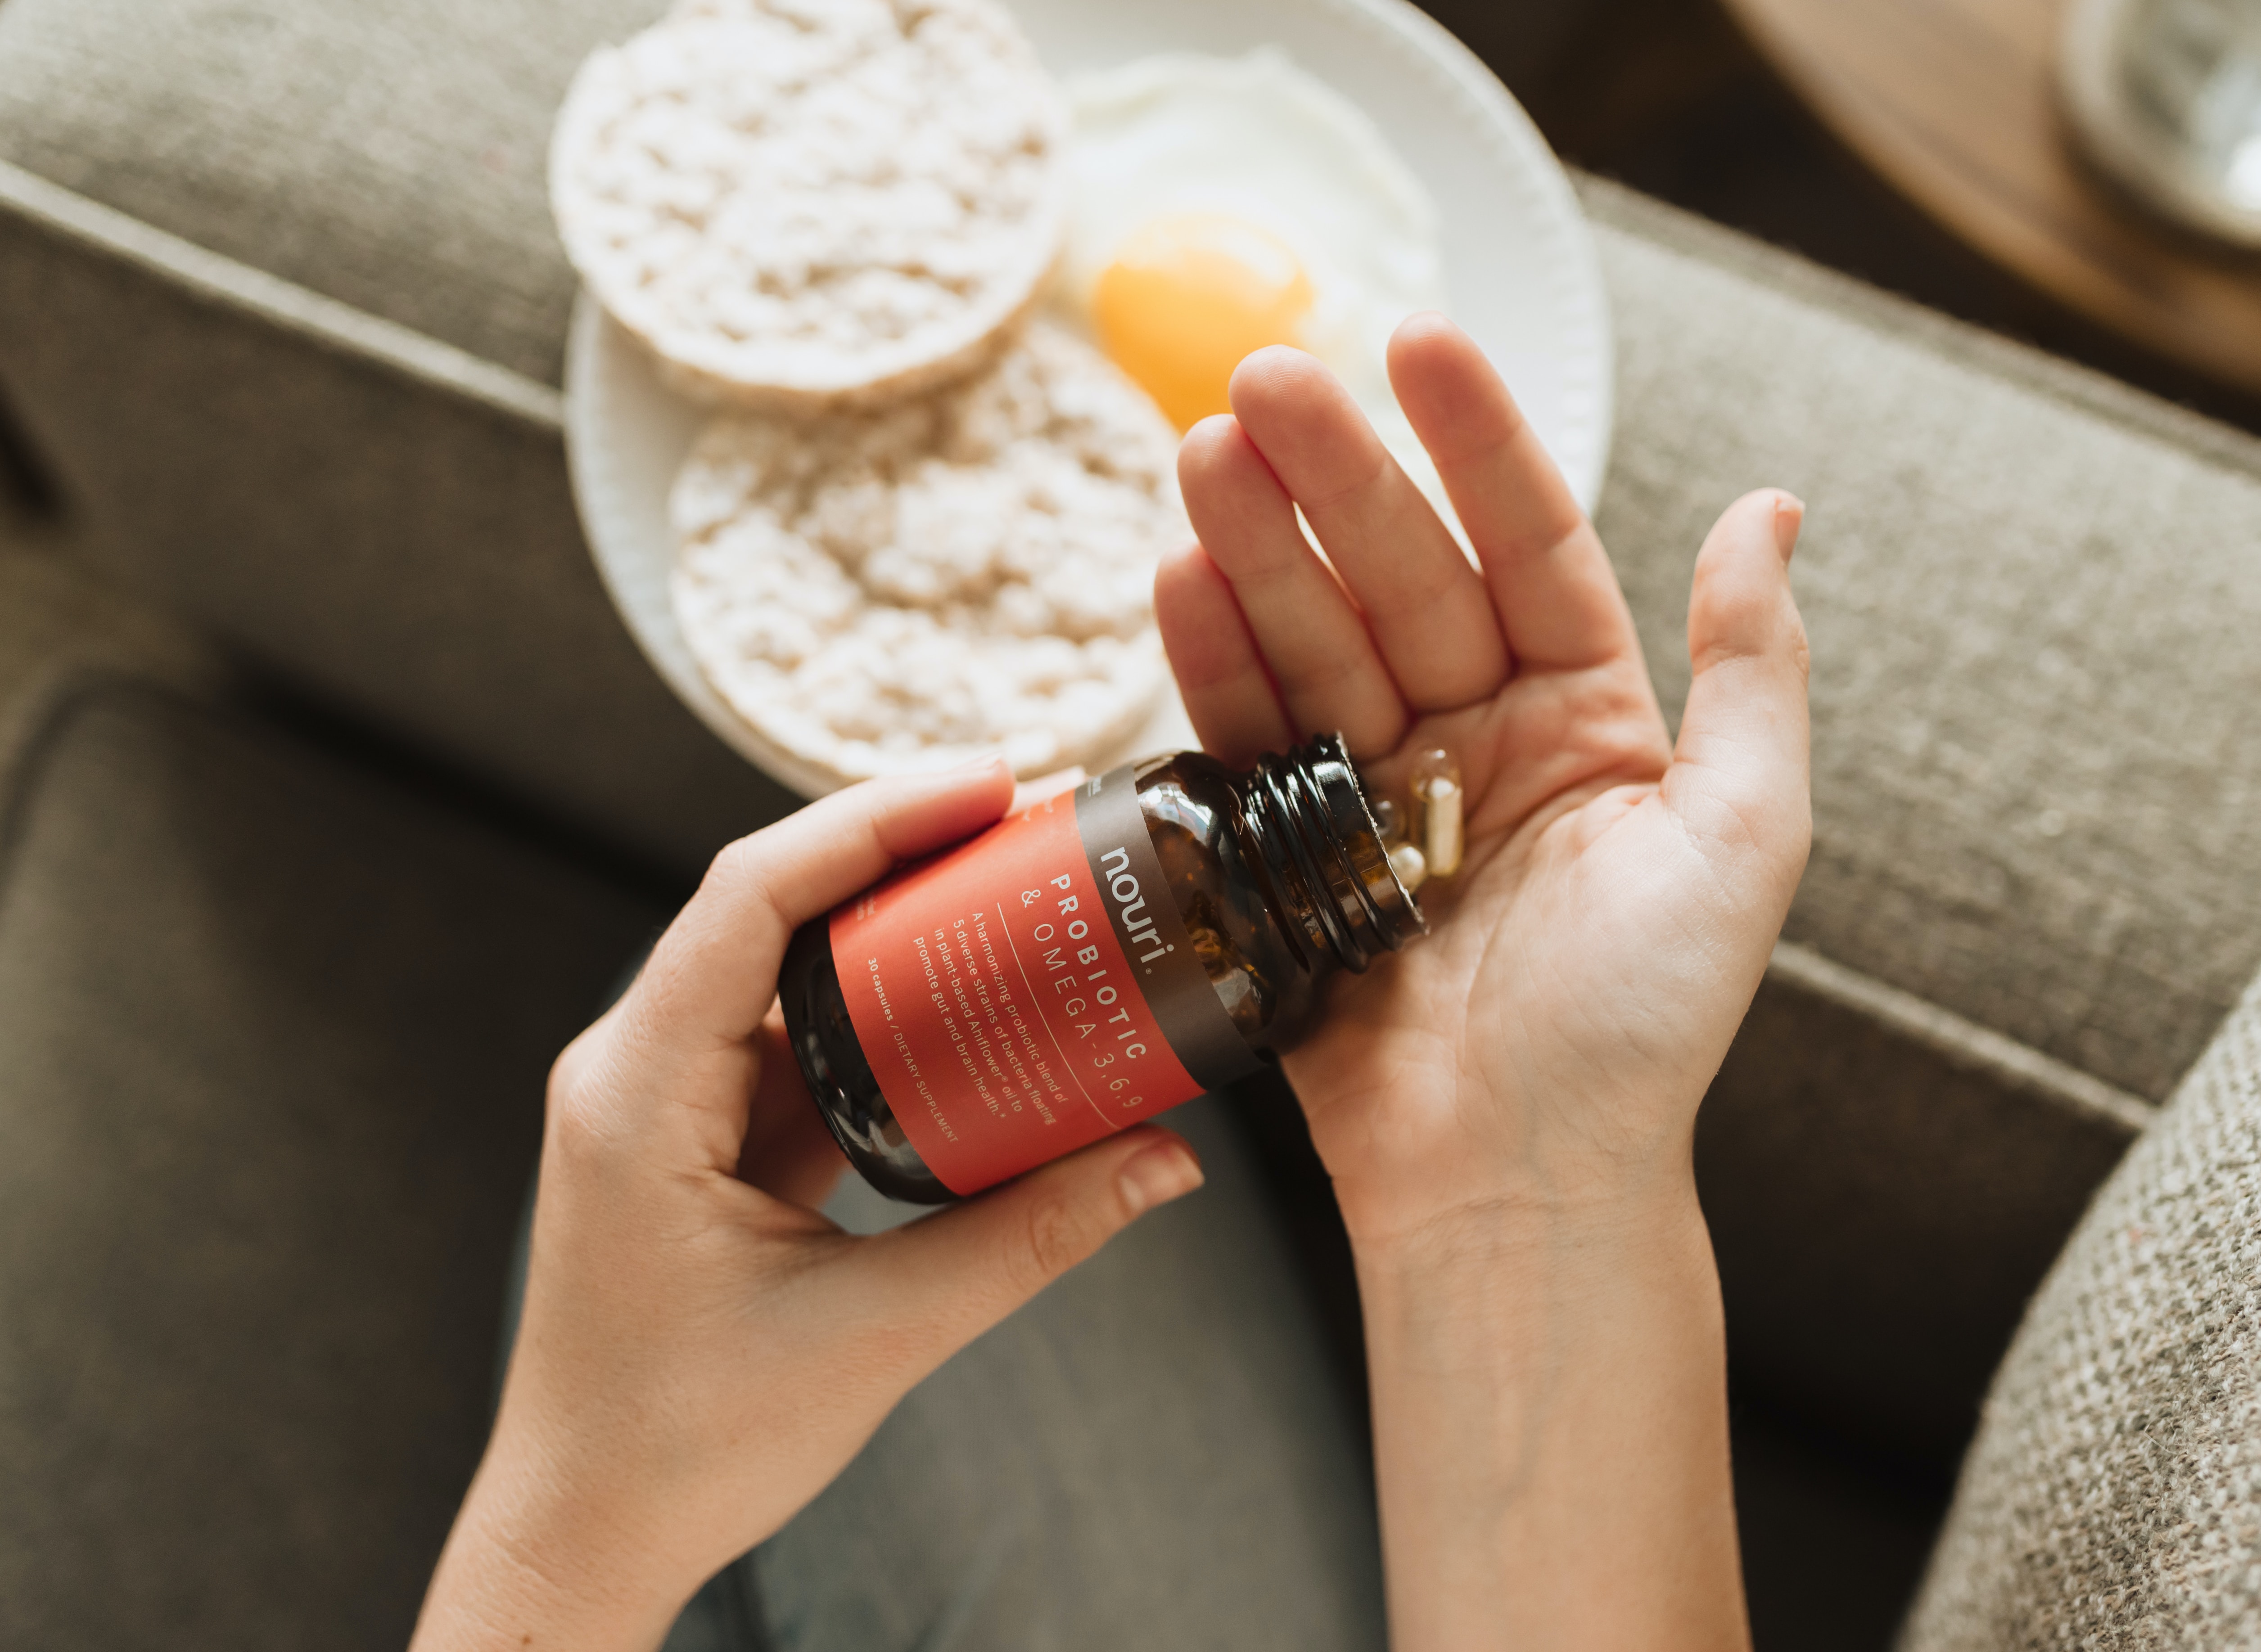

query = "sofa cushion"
[1899,963,2261,1649]
[0,574,660,1648]
[0,161,799,870]
[6,0,2260,1471]
[1597,185,2261,1107]
[0,0,644,388]
[0,531,221,779]
[1589,182,2261,1459]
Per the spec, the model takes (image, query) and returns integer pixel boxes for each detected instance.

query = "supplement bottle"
[779,733,1426,1202]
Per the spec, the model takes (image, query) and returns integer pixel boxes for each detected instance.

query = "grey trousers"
[503,1094,1387,1652]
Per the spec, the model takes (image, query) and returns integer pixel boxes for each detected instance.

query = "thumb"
[1665,489,1812,894]
[843,1126,1205,1378]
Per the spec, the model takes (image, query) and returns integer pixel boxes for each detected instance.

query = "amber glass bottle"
[779,733,1426,1203]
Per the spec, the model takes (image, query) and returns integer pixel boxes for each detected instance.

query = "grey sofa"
[5,1,2261,1647]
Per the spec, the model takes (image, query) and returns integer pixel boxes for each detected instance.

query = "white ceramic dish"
[565,0,1615,801]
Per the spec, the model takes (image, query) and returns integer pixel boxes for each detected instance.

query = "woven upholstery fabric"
[0,213,799,869]
[1901,968,2261,1649]
[0,533,220,783]
[1695,961,2139,1464]
[1592,187,2261,1106]
[0,645,659,1647]
[0,0,651,387]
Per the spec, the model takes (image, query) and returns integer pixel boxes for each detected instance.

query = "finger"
[1178,414,1408,757]
[736,1012,847,1210]
[844,1125,1204,1373]
[1012,767,1086,813]
[1665,490,1812,896]
[1227,346,1508,709]
[1154,540,1296,766]
[1387,313,1641,672]
[627,759,1016,1059]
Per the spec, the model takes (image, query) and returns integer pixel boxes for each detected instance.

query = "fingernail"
[1773,493,1806,562]
[938,752,1009,778]
[1118,1139,1204,1216]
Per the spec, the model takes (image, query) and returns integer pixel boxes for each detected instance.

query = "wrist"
[412,1436,691,1652]
[1339,1143,1708,1278]
[1349,1147,1742,1651]
[1349,1174,1723,1436]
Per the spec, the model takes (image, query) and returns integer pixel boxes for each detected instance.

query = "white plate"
[565,0,1614,801]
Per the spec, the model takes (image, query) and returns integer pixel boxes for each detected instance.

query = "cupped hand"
[1156,315,1810,1259]
[412,763,1204,1652]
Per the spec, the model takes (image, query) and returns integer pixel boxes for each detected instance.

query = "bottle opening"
[1245,733,1428,974]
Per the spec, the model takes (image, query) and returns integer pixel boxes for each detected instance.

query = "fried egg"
[1056,50,1463,541]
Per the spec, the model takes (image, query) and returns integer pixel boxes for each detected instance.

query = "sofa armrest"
[7,1,2261,1475]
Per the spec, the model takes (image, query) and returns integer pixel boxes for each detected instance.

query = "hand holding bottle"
[409,766,1203,1652]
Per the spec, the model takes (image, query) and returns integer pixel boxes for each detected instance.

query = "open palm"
[1155,316,1811,1253]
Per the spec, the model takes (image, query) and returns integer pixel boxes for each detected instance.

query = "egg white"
[1055,49,1468,547]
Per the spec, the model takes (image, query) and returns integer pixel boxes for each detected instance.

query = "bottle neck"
[1236,733,1427,974]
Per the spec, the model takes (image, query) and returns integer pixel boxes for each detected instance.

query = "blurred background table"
[1717,0,2261,400]
[1489,0,2261,427]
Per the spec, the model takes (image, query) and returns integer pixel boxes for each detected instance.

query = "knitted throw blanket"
[1903,969,2261,1648]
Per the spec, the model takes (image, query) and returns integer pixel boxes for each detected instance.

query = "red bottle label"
[829,764,1258,1195]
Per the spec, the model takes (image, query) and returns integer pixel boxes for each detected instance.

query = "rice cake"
[551,0,1068,408]
[671,319,1184,785]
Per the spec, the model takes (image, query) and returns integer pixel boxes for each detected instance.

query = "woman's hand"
[411,764,1204,1652]
[1160,315,1808,1253]
[1157,314,1808,1651]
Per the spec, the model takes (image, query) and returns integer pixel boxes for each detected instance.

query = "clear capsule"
[1386,840,1429,893]
[1408,748,1464,880]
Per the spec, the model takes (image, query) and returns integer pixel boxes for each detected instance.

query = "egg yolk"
[1092,214,1314,431]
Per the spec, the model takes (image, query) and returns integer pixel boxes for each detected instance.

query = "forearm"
[1355,1179,1747,1652]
